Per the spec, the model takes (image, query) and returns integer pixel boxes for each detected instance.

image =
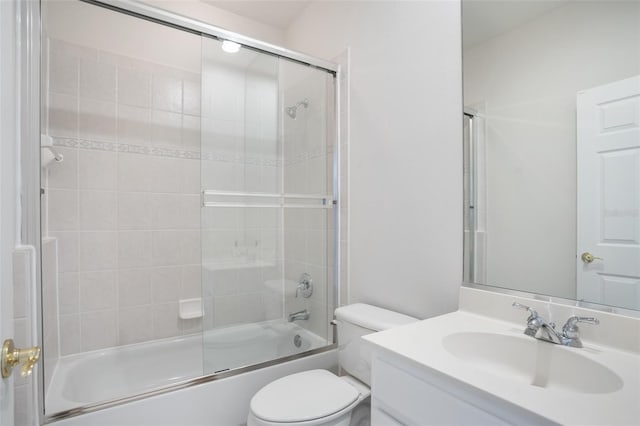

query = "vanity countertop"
[364,310,640,426]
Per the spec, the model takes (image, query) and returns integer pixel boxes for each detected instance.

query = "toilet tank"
[335,303,418,386]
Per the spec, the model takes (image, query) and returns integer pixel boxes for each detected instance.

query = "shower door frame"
[32,0,342,422]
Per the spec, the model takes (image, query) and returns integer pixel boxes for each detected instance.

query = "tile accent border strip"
[52,137,332,166]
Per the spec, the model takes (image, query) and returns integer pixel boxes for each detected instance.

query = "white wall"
[464,1,640,298]
[285,1,463,319]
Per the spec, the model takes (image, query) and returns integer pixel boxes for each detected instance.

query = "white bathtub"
[46,321,326,415]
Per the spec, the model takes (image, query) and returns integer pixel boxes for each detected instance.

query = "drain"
[293,334,302,348]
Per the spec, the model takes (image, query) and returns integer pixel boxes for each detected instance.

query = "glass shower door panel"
[281,60,335,346]
[201,39,334,375]
[201,37,285,374]
[463,115,473,283]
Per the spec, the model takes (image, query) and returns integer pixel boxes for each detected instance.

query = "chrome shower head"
[286,106,298,119]
[285,99,309,119]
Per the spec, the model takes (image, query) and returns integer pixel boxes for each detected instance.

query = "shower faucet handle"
[295,273,313,298]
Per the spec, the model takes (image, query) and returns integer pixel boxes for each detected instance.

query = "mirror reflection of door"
[577,75,640,310]
[462,0,640,311]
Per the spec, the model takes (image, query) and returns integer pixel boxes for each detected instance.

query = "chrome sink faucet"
[512,302,599,348]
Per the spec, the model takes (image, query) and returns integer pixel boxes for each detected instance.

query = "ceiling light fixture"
[221,40,241,53]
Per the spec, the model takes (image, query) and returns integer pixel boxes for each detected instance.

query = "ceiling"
[202,0,310,30]
[463,1,569,49]
[203,0,570,49]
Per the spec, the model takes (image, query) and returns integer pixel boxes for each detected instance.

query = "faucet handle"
[512,302,538,320]
[562,316,599,335]
[512,302,544,337]
[561,316,599,348]
[295,273,313,298]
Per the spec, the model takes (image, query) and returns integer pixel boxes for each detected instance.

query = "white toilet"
[247,303,418,426]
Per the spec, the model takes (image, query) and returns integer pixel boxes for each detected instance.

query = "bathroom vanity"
[364,288,640,426]
[367,344,550,425]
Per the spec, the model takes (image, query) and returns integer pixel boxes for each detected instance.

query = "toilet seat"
[250,370,360,423]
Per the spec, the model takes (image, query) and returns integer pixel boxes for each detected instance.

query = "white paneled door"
[0,0,19,423]
[577,75,640,310]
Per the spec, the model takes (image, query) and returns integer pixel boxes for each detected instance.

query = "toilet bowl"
[247,370,370,426]
[247,304,417,426]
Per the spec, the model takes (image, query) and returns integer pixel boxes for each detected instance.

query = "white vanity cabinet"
[363,304,640,426]
[370,349,553,426]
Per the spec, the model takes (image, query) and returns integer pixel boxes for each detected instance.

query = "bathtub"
[46,320,327,415]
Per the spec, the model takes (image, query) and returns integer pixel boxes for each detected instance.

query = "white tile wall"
[119,306,153,345]
[79,270,117,311]
[79,57,116,102]
[15,246,43,426]
[48,189,78,231]
[152,72,183,113]
[47,146,78,189]
[79,191,117,230]
[152,302,181,339]
[78,98,117,141]
[58,272,80,315]
[81,310,118,351]
[48,232,78,273]
[118,231,153,268]
[151,110,181,146]
[117,67,152,108]
[49,39,79,96]
[59,314,81,354]
[118,269,152,307]
[44,39,204,356]
[79,149,117,190]
[49,93,78,138]
[118,104,151,144]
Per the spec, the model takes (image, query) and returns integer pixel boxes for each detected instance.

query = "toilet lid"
[250,370,359,423]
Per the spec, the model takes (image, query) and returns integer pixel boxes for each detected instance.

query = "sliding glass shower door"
[40,0,337,417]
[200,37,335,374]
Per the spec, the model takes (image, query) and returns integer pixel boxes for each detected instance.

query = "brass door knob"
[581,252,603,264]
[1,339,41,378]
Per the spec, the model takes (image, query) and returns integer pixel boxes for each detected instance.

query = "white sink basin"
[442,332,623,394]
[364,309,640,425]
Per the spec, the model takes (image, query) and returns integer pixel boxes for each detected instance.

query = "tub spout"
[288,309,310,322]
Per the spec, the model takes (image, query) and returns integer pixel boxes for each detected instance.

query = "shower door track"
[44,345,338,423]
[80,0,339,74]
[36,0,342,423]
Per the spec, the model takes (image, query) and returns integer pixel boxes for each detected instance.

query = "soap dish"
[179,298,203,319]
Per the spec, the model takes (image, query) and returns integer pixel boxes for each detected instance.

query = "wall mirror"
[462,1,640,311]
